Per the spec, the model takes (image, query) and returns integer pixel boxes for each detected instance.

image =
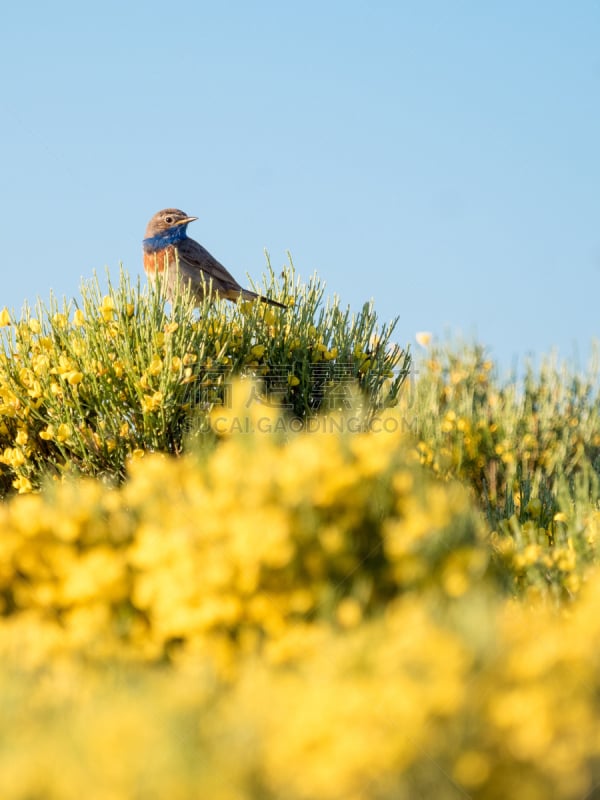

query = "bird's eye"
[165,216,173,224]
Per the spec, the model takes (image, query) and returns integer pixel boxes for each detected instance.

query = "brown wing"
[176,237,249,297]
[176,237,286,307]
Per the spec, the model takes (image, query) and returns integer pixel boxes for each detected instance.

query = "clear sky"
[2,1,598,370]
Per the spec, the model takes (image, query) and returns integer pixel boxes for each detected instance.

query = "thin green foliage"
[408,342,600,600]
[0,259,410,492]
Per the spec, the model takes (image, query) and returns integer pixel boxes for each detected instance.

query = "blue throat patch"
[143,225,189,252]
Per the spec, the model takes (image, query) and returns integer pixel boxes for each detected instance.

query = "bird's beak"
[174,216,198,226]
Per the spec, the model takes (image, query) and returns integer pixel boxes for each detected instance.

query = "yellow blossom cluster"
[2,274,600,796]
[0,424,598,797]
[410,345,600,530]
[0,414,485,670]
[0,268,409,493]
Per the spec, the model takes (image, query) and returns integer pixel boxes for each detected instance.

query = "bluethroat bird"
[143,208,285,308]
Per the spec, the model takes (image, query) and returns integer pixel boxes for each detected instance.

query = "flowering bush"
[0,405,486,667]
[0,424,598,798]
[410,344,600,524]
[1,271,600,798]
[0,263,409,493]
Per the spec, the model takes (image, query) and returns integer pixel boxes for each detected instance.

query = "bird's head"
[145,208,198,238]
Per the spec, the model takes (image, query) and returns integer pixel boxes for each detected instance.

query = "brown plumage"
[142,208,285,308]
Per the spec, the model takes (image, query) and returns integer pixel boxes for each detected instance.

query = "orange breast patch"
[143,246,177,276]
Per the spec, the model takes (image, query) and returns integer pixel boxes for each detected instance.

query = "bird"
[142,208,285,308]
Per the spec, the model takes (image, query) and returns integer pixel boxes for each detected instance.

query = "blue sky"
[2,1,599,370]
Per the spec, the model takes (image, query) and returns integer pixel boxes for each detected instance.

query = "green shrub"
[0,261,410,493]
[408,343,600,527]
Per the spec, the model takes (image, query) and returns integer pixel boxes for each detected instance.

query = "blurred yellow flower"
[56,424,72,443]
[141,391,164,413]
[99,296,115,322]
[40,425,55,441]
[12,475,32,493]
[65,371,84,386]
[147,357,163,376]
[52,312,68,328]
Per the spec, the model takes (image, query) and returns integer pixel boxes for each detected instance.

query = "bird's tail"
[239,289,287,309]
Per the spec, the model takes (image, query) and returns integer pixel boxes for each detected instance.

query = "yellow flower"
[32,354,50,375]
[441,417,455,433]
[28,382,43,400]
[99,295,116,322]
[12,475,32,493]
[72,309,86,327]
[40,425,55,441]
[141,391,164,413]
[19,367,35,387]
[288,375,300,387]
[28,318,41,333]
[56,423,72,443]
[52,312,68,328]
[52,354,77,376]
[65,371,84,386]
[1,447,25,467]
[261,308,277,326]
[251,344,265,359]
[0,308,11,327]
[453,751,491,788]
[336,598,363,628]
[415,331,432,348]
[147,357,163,376]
